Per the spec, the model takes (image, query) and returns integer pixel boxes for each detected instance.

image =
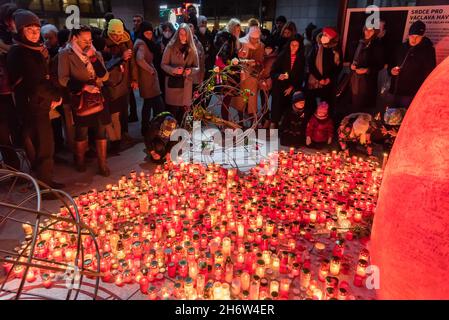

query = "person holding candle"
[388,20,436,109]
[270,34,305,129]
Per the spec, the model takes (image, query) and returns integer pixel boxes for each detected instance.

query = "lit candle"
[26,269,36,283]
[312,288,323,300]
[139,276,149,294]
[213,282,223,300]
[241,271,250,291]
[249,279,260,300]
[279,278,291,298]
[353,209,363,222]
[222,237,231,256]
[41,273,52,289]
[359,248,370,262]
[189,262,199,280]
[356,259,368,278]
[231,277,241,298]
[330,256,341,276]
[269,280,279,294]
[271,256,280,275]
[197,274,205,297]
[382,153,388,170]
[300,268,311,291]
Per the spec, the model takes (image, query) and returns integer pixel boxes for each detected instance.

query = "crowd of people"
[0,3,438,192]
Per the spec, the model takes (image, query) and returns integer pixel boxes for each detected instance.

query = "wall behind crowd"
[275,0,340,32]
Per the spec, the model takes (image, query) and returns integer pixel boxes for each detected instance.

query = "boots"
[74,140,88,172]
[96,139,110,177]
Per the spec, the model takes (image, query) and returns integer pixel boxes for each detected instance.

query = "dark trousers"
[142,96,165,136]
[118,93,130,134]
[75,120,107,141]
[271,85,292,125]
[51,110,65,152]
[0,94,20,146]
[129,90,138,119]
[23,114,54,184]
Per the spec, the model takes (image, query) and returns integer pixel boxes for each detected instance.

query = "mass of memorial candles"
[2,150,383,300]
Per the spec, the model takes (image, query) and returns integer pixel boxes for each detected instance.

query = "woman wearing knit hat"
[7,9,64,192]
[306,26,342,120]
[103,18,138,155]
[389,20,436,109]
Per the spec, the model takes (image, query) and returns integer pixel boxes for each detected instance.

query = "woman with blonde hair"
[161,23,199,123]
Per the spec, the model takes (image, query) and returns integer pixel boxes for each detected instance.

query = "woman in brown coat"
[58,25,111,176]
[161,23,199,124]
[134,21,165,136]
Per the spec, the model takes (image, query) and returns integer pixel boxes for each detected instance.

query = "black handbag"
[167,74,185,89]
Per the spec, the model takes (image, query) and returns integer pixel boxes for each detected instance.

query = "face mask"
[321,35,330,44]
[163,31,173,39]
[199,26,207,35]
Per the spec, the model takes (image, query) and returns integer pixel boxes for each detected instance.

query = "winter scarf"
[13,33,49,61]
[68,40,96,79]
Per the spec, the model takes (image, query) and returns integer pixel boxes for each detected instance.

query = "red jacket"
[306,115,334,143]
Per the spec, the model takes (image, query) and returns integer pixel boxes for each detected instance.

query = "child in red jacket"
[306,101,334,148]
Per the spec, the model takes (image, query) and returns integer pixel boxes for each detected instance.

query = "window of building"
[62,0,79,11]
[43,0,61,11]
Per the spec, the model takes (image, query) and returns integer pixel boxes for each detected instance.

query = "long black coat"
[389,37,436,97]
[349,37,384,112]
[7,43,60,122]
[308,40,342,84]
[270,46,305,122]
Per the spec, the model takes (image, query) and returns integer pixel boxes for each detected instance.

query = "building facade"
[274,0,446,33]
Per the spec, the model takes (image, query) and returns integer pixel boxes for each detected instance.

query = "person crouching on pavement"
[306,101,334,149]
[338,112,377,156]
[144,112,178,163]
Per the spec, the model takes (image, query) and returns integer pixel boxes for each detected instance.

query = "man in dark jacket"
[7,9,63,190]
[196,15,215,82]
[389,20,436,108]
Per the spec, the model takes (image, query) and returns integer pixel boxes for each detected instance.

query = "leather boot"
[96,139,110,177]
[75,140,88,172]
